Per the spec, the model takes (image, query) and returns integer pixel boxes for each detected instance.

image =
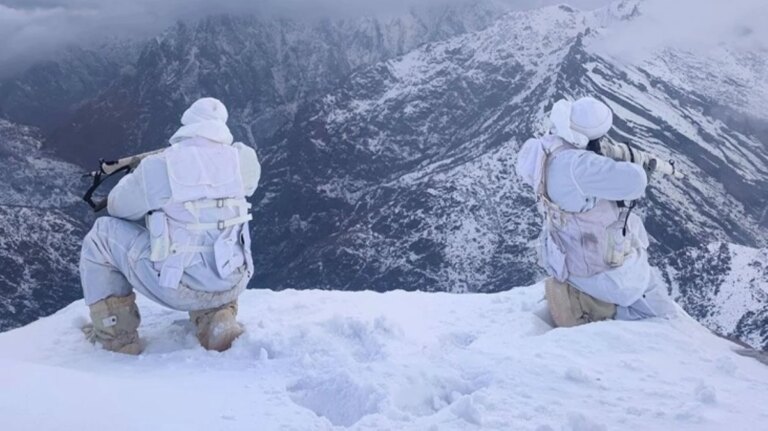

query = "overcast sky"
[2,0,764,79]
[0,0,615,78]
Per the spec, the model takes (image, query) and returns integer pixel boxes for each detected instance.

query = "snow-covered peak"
[587,0,768,116]
[588,0,641,27]
[329,4,589,130]
[1,286,766,430]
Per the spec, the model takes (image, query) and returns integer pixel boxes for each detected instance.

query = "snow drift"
[1,285,767,431]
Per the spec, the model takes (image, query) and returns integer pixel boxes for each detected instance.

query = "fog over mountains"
[0,0,766,350]
[0,0,613,78]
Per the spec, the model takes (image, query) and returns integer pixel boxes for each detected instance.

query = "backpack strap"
[182,197,252,231]
[186,214,253,231]
[536,139,571,217]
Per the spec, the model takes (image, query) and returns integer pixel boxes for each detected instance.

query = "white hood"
[549,97,613,148]
[169,98,234,146]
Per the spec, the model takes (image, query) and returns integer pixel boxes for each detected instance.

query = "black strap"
[586,139,603,155]
[82,164,132,212]
[624,142,635,163]
[616,199,635,235]
[619,141,637,235]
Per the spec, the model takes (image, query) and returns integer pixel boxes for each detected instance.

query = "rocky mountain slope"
[662,242,768,351]
[250,4,767,295]
[46,1,509,165]
[0,120,90,331]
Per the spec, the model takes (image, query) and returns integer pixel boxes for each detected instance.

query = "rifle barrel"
[100,149,165,175]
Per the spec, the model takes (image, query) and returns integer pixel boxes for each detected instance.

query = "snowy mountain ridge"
[45,0,511,164]
[590,0,768,117]
[253,0,766,291]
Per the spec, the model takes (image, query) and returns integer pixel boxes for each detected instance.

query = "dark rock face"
[0,206,87,332]
[735,309,768,351]
[0,44,140,133]
[662,243,768,351]
[0,120,90,331]
[46,6,507,166]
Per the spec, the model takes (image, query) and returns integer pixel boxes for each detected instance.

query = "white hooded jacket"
[517,135,651,306]
[516,97,673,317]
[107,98,261,292]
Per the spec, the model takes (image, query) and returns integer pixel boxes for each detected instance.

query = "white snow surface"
[1,286,767,431]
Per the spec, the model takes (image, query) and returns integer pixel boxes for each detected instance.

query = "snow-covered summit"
[589,0,768,116]
[1,286,766,430]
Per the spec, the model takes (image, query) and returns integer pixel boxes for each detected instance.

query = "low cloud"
[0,0,612,78]
[595,0,768,58]
[590,0,768,117]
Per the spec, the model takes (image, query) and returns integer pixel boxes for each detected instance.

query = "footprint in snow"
[287,373,385,427]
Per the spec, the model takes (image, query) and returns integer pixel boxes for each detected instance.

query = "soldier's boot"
[83,292,142,355]
[545,278,616,328]
[189,301,243,352]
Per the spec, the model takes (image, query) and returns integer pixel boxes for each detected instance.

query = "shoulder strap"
[536,139,571,203]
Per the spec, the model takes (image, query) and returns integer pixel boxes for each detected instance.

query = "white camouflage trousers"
[80,217,247,311]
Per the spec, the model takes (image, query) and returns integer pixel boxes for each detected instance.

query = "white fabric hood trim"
[516,135,564,193]
[169,98,234,146]
[170,121,234,146]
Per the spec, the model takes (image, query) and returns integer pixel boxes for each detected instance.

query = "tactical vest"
[147,139,253,289]
[532,136,635,282]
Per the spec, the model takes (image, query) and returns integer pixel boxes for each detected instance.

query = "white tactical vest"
[530,136,636,282]
[147,140,253,289]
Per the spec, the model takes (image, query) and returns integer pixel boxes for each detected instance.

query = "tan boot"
[189,301,243,352]
[83,293,142,355]
[576,288,617,323]
[545,278,616,328]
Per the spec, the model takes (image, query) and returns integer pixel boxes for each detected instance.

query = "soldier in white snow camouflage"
[80,98,261,353]
[517,96,676,327]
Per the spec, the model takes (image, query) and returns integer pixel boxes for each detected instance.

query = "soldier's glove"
[643,158,657,182]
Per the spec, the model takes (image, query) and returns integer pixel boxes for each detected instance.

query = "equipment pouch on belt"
[539,227,569,282]
[604,209,632,268]
[214,227,246,278]
[147,211,170,262]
